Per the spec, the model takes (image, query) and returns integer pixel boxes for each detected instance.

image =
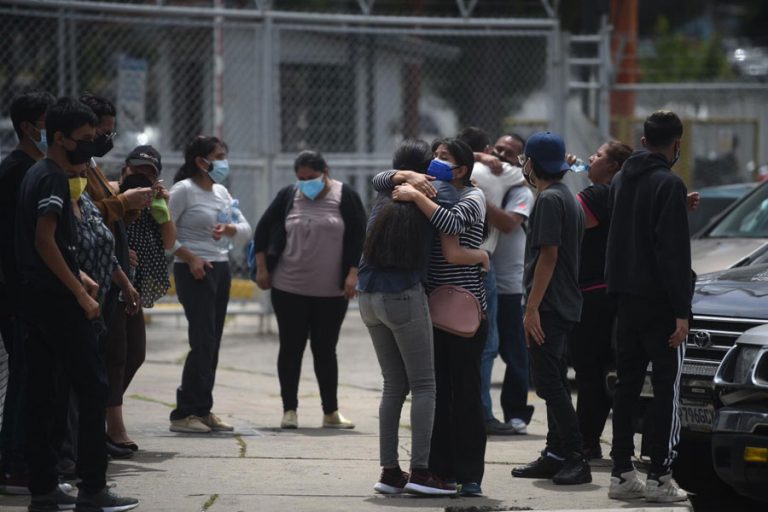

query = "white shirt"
[472,161,526,254]
[493,184,535,295]
[169,179,252,262]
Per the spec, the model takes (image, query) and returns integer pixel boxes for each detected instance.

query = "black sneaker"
[404,469,457,496]
[511,455,564,478]
[552,456,592,485]
[75,487,138,512]
[29,486,77,511]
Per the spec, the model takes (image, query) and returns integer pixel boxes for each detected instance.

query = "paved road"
[0,307,761,511]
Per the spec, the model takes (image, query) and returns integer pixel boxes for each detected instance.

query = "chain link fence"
[0,1,561,278]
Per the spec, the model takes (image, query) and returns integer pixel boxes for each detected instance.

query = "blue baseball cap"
[524,131,570,175]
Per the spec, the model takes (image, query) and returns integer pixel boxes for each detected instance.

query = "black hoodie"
[605,150,692,318]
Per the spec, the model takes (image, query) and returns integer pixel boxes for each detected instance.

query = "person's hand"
[128,248,139,268]
[565,153,578,166]
[123,283,141,316]
[77,292,101,320]
[523,307,545,347]
[392,182,422,203]
[479,251,490,272]
[478,153,502,175]
[212,224,237,241]
[80,271,99,299]
[190,256,213,280]
[397,170,437,198]
[687,192,700,212]
[343,273,358,300]
[669,318,689,347]
[255,267,271,290]
[122,187,153,209]
[153,181,170,201]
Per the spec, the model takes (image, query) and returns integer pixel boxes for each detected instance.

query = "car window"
[709,182,768,238]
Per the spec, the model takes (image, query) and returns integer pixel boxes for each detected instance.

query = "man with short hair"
[16,97,138,511]
[0,90,55,494]
[511,131,589,485]
[457,126,527,436]
[605,110,691,503]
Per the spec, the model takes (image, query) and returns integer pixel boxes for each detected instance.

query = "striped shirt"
[371,171,487,310]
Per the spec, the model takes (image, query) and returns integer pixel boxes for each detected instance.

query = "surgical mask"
[206,159,230,184]
[427,159,456,181]
[92,133,114,158]
[33,126,47,153]
[65,138,97,165]
[119,173,154,193]
[68,177,88,201]
[670,143,681,167]
[297,176,325,200]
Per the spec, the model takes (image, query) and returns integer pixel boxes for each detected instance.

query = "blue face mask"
[33,127,47,154]
[207,159,230,184]
[297,176,325,200]
[427,158,456,181]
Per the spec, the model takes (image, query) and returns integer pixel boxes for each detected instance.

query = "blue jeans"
[497,294,534,423]
[479,265,499,421]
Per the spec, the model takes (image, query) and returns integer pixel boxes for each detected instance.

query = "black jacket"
[253,183,367,290]
[605,150,693,318]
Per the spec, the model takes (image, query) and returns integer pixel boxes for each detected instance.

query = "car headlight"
[756,349,768,386]
[716,345,762,385]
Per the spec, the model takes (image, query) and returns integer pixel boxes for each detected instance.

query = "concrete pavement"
[2,306,694,512]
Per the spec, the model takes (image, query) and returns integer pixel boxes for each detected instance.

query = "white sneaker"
[608,469,646,500]
[507,418,528,434]
[322,410,354,429]
[644,473,689,503]
[281,410,298,429]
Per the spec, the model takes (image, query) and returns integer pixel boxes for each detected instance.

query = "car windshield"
[708,182,768,238]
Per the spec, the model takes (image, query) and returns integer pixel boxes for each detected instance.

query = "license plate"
[680,404,715,432]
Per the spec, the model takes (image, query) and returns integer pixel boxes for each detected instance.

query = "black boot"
[552,454,592,485]
[511,454,563,479]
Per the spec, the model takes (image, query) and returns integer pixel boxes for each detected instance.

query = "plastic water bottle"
[570,158,589,173]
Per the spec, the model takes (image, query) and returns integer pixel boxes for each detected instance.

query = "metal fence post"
[598,15,611,140]
[548,21,566,134]
[57,9,67,97]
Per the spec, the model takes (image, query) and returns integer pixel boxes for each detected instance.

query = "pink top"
[271,179,345,297]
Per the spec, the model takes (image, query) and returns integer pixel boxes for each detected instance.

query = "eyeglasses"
[517,154,529,167]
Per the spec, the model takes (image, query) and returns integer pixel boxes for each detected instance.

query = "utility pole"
[610,0,637,119]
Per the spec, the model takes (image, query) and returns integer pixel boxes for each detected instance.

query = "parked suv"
[637,253,768,499]
[711,325,768,503]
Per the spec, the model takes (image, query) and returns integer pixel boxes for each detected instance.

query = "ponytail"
[174,135,227,184]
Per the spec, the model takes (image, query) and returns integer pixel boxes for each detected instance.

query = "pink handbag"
[428,285,482,338]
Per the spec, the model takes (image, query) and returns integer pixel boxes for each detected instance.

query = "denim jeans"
[497,293,533,423]
[479,265,499,421]
[359,283,435,469]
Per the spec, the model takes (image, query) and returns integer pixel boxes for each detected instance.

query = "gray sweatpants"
[359,283,436,469]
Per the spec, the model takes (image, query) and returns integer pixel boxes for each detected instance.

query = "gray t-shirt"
[523,181,584,322]
[494,185,535,295]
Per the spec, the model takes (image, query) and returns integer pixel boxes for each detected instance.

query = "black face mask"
[119,173,154,193]
[65,138,97,165]
[92,133,114,158]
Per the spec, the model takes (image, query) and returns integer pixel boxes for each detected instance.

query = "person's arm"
[654,178,693,347]
[440,234,489,270]
[372,170,436,197]
[474,152,502,175]
[35,214,99,319]
[159,219,176,250]
[343,266,358,299]
[487,202,525,233]
[393,183,484,236]
[111,267,141,315]
[523,245,558,346]
[255,251,270,290]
